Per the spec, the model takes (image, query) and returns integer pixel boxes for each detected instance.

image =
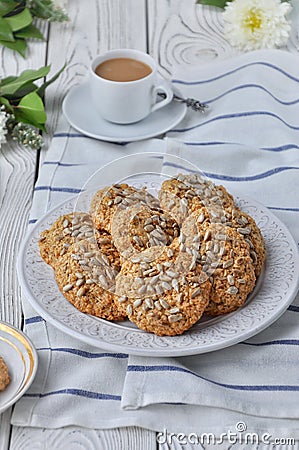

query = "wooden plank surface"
[147,0,239,79]
[10,426,157,450]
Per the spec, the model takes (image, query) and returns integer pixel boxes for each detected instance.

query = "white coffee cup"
[90,49,173,124]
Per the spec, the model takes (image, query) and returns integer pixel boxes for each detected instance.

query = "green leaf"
[0,0,19,16]
[0,76,18,87]
[7,81,38,99]
[37,63,66,97]
[0,37,27,57]
[0,66,51,96]
[15,23,44,40]
[4,8,32,32]
[196,0,229,7]
[0,17,14,41]
[0,96,13,112]
[15,91,47,131]
[14,110,47,131]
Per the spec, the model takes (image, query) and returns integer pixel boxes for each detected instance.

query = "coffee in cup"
[95,57,152,82]
[90,49,173,124]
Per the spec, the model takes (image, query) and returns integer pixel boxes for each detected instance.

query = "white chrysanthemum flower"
[0,108,8,148]
[223,0,292,51]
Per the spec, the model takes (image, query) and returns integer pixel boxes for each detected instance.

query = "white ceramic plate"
[0,321,38,413]
[62,82,187,142]
[17,178,299,356]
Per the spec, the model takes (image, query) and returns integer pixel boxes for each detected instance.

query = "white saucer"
[62,82,187,142]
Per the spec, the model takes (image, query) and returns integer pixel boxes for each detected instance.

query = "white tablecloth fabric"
[12,49,299,442]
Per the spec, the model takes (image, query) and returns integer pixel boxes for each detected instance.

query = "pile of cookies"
[39,173,266,336]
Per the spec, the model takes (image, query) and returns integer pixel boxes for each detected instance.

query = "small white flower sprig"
[0,65,64,150]
[0,0,68,57]
[0,108,8,147]
[196,0,292,52]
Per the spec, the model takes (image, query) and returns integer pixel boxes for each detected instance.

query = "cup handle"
[151,79,173,113]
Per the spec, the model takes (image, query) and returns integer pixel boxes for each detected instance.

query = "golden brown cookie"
[55,237,125,321]
[159,173,235,225]
[181,204,266,277]
[227,208,266,277]
[198,224,256,316]
[115,242,211,336]
[90,184,160,233]
[39,212,95,267]
[111,204,179,262]
[0,357,10,392]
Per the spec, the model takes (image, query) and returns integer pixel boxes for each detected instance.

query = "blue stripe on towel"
[171,111,299,134]
[25,316,44,325]
[205,84,299,106]
[288,305,299,312]
[172,61,299,85]
[242,339,299,347]
[24,389,121,401]
[53,132,85,138]
[268,206,299,212]
[261,144,299,152]
[127,365,299,391]
[43,161,84,167]
[162,161,299,182]
[34,186,82,194]
[201,166,299,182]
[37,347,128,359]
[184,142,299,152]
[185,141,233,147]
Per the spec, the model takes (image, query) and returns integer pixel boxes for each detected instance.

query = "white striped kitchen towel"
[121,50,299,440]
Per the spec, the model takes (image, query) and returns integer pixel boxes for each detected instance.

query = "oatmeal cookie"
[90,184,160,233]
[0,357,10,392]
[226,208,266,277]
[198,224,256,316]
[181,204,266,276]
[159,173,235,225]
[55,237,125,321]
[111,204,179,261]
[39,212,95,267]
[115,242,211,336]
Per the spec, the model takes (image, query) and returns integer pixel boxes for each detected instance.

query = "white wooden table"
[1,1,298,448]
